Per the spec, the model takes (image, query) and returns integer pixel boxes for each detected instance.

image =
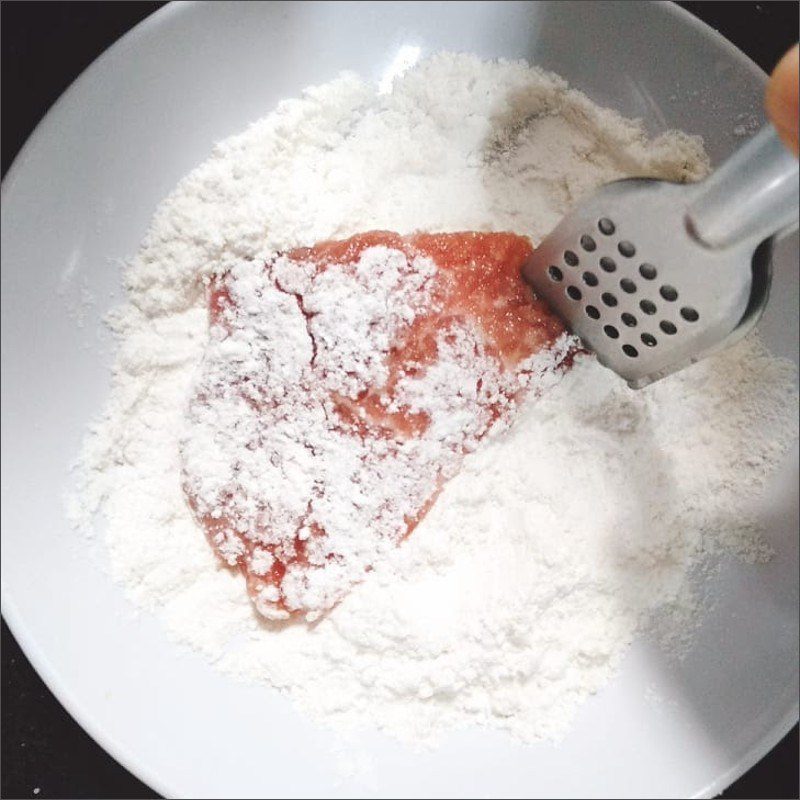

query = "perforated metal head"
[523,178,772,388]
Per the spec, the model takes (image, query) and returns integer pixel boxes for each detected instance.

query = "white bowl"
[2,2,797,797]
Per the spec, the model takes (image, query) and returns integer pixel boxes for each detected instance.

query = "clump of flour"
[69,53,798,745]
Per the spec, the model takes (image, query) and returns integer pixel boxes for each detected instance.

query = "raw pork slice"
[181,232,576,620]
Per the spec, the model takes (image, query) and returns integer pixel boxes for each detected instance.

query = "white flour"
[69,53,798,745]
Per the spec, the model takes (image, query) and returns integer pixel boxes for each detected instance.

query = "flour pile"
[69,53,798,745]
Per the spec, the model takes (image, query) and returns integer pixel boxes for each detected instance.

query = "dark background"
[2,2,798,798]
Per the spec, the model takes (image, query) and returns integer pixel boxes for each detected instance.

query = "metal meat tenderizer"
[523,127,799,388]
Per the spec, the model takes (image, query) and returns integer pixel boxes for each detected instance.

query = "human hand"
[766,44,799,156]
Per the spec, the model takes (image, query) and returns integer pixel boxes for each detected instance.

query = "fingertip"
[766,44,799,156]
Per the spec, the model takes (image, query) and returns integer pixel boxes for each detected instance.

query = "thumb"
[766,44,799,156]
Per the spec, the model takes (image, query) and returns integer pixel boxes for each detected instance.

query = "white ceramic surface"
[2,2,798,798]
